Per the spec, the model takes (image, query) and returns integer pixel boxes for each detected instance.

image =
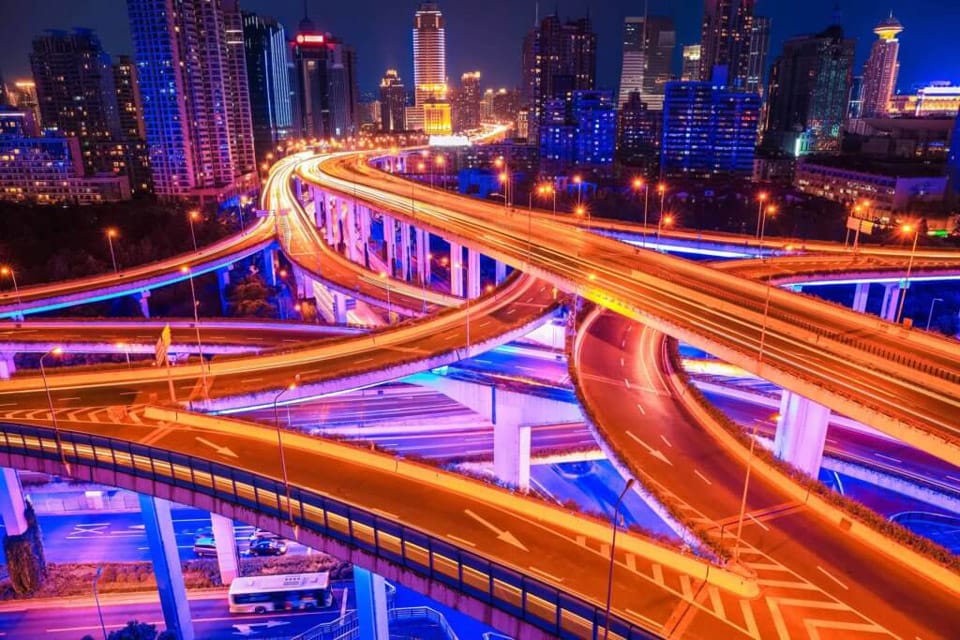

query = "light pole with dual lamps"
[105,228,119,274]
[273,375,300,524]
[39,346,70,474]
[754,192,768,238]
[603,477,635,640]
[895,223,920,325]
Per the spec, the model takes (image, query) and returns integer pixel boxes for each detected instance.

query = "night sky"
[1,0,957,96]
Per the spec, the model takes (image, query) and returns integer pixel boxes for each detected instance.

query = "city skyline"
[0,0,956,96]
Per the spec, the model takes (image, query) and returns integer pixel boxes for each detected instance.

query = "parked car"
[249,528,285,544]
[193,536,218,557]
[247,538,287,556]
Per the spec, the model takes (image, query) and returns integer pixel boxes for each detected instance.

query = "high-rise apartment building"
[113,54,152,194]
[746,16,771,95]
[861,14,903,118]
[453,71,481,132]
[531,13,597,129]
[540,90,615,171]
[413,2,447,110]
[681,45,701,81]
[699,0,756,89]
[30,29,120,175]
[379,69,406,132]
[763,22,855,155]
[243,12,293,162]
[948,109,960,195]
[127,0,257,199]
[290,15,359,140]
[661,81,760,176]
[618,90,661,162]
[617,16,676,111]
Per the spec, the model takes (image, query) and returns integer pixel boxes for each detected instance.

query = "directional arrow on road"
[232,620,290,636]
[195,436,239,458]
[626,430,672,466]
[464,509,528,551]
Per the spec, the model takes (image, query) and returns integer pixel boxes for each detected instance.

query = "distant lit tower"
[699,0,756,88]
[453,71,481,131]
[681,45,701,81]
[243,12,293,162]
[413,2,448,110]
[948,108,960,196]
[532,13,597,126]
[127,0,257,199]
[379,69,406,132]
[861,13,903,118]
[618,16,676,111]
[30,29,120,175]
[113,54,152,194]
[746,16,771,95]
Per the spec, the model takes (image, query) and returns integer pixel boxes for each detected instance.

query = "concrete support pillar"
[293,177,303,204]
[880,282,901,322]
[467,249,481,299]
[0,353,16,380]
[0,468,28,536]
[344,201,360,263]
[417,229,430,285]
[359,206,372,268]
[310,187,324,228]
[216,267,232,315]
[400,223,412,281]
[137,290,151,319]
[138,495,195,640]
[210,513,238,586]
[263,248,278,286]
[450,242,464,297]
[333,292,349,324]
[852,282,870,313]
[774,390,831,477]
[495,261,507,285]
[494,420,531,490]
[353,567,389,640]
[383,215,396,276]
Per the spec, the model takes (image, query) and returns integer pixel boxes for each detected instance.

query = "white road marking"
[447,534,476,547]
[659,434,672,447]
[624,378,631,389]
[873,452,901,464]
[815,565,848,590]
[528,566,563,583]
[636,403,646,415]
[693,470,712,486]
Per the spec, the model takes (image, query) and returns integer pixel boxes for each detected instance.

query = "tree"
[226,273,278,318]
[106,621,159,640]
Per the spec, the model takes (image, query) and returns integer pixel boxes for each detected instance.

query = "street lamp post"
[116,342,132,369]
[926,297,944,331]
[238,197,248,233]
[273,376,300,523]
[758,204,777,260]
[631,179,648,248]
[733,415,775,563]
[575,205,590,230]
[188,210,200,252]
[180,266,208,395]
[93,565,107,640]
[379,271,393,324]
[573,174,582,206]
[603,477,635,640]
[656,214,673,243]
[39,347,69,473]
[0,266,23,320]
[755,192,768,239]
[105,228,119,274]
[895,224,920,325]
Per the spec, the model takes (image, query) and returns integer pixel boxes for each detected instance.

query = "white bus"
[228,572,335,614]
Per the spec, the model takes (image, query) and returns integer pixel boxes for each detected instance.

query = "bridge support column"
[495,261,507,285]
[880,282,901,322]
[494,419,531,491]
[210,513,239,585]
[0,353,16,379]
[354,567,389,640]
[138,494,195,640]
[400,223,412,281]
[450,242,464,297]
[0,468,28,536]
[774,390,830,477]
[333,292,349,324]
[383,215,396,276]
[216,266,232,315]
[263,248,278,286]
[310,187,325,228]
[136,290,151,319]
[417,229,430,285]
[467,249,481,299]
[852,282,870,313]
[345,201,361,263]
[359,205,372,268]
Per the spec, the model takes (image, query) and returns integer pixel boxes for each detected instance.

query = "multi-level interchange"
[0,148,959,639]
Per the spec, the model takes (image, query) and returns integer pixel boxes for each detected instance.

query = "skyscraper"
[127,0,256,199]
[763,21,855,155]
[861,14,903,118]
[699,0,755,88]
[747,16,771,95]
[379,69,406,133]
[30,29,120,175]
[617,90,661,163]
[661,81,760,176]
[531,13,597,128]
[113,54,152,194]
[243,12,293,162]
[291,14,359,140]
[413,2,447,108]
[681,45,701,81]
[453,71,481,132]
[617,16,676,111]
[948,108,960,195]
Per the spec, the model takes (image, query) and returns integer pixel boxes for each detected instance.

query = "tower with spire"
[860,12,903,118]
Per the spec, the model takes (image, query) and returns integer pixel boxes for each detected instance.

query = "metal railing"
[0,422,662,640]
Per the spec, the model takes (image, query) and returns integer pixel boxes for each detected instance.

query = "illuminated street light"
[105,228,119,274]
[755,192,768,239]
[926,297,944,331]
[758,204,777,260]
[657,214,673,244]
[572,174,582,206]
[115,342,132,369]
[93,565,107,640]
[603,477,635,640]
[39,346,70,474]
[575,205,591,230]
[733,413,778,563]
[631,178,649,247]
[180,266,208,395]
[0,266,23,320]
[273,375,301,524]
[188,210,200,253]
[894,224,920,325]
